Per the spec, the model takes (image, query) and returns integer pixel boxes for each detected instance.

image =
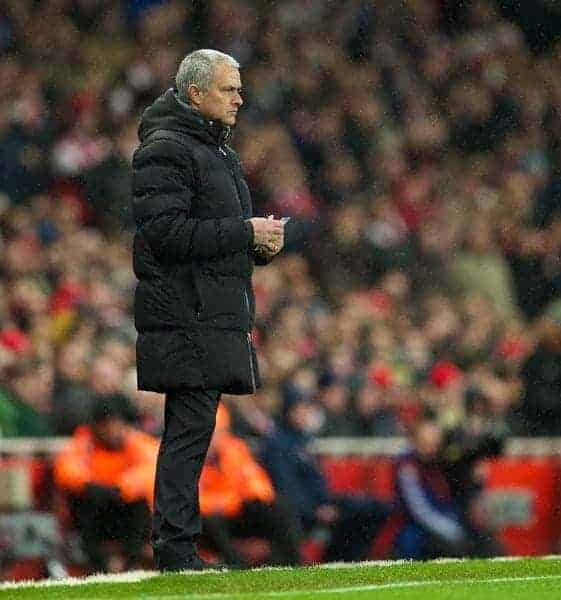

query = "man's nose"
[234,92,243,107]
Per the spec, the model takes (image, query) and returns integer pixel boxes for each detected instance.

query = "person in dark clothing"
[318,381,359,437]
[261,394,390,563]
[353,382,401,437]
[132,49,285,572]
[81,121,137,234]
[442,388,505,515]
[52,341,92,435]
[0,102,53,203]
[394,415,500,560]
[517,316,561,435]
[54,350,139,435]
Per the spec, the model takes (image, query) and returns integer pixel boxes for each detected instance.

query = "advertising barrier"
[0,437,560,558]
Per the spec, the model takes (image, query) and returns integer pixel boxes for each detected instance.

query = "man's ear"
[187,83,202,107]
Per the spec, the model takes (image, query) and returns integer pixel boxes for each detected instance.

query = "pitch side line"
[139,574,561,600]
[3,556,561,592]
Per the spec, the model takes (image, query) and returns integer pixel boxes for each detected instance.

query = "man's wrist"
[255,243,275,255]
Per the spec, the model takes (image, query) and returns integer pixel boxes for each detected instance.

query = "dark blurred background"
[2,0,561,579]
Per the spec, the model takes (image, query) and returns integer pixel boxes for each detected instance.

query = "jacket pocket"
[171,264,203,324]
[194,273,250,331]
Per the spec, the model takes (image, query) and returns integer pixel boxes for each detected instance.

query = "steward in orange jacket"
[53,397,158,572]
[200,405,274,518]
[54,423,158,509]
[199,405,301,567]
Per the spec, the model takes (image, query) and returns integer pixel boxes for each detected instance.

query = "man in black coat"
[131,49,285,571]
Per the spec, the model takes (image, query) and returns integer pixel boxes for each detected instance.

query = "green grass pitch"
[2,557,561,599]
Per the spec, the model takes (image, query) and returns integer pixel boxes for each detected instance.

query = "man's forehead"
[212,63,241,86]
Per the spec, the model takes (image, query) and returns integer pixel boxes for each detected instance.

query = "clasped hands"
[248,215,285,259]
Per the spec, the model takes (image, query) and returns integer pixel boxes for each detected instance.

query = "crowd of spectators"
[1,0,561,451]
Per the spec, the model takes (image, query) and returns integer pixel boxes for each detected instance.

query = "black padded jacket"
[132,88,269,393]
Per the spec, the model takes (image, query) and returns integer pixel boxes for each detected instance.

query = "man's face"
[93,417,125,450]
[414,421,443,460]
[192,63,243,126]
[289,402,324,435]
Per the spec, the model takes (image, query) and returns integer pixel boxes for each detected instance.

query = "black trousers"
[152,387,221,570]
[72,495,150,573]
[202,500,302,567]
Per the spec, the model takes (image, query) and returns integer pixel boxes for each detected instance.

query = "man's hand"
[248,216,284,253]
[254,239,284,259]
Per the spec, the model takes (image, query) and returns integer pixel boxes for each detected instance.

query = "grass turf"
[2,558,561,600]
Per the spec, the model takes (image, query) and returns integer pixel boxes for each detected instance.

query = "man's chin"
[224,114,237,126]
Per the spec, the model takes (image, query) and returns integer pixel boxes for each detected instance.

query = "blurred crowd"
[2,0,561,442]
[1,0,561,572]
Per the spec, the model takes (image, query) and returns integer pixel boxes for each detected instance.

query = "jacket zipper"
[220,142,255,391]
[193,269,204,320]
[244,288,256,393]
[218,145,247,215]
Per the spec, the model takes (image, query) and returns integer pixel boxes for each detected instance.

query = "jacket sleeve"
[199,464,243,517]
[132,138,254,262]
[118,430,159,509]
[252,248,276,266]
[221,436,275,504]
[53,433,93,495]
[397,461,465,543]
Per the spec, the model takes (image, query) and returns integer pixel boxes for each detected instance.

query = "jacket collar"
[173,90,232,148]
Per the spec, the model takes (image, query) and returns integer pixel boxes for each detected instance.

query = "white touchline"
[3,558,561,593]
[317,574,561,595]
[0,570,159,591]
[138,574,561,600]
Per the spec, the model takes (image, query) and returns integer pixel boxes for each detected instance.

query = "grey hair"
[175,49,240,102]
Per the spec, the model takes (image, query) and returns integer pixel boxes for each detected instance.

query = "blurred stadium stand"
[2,0,561,578]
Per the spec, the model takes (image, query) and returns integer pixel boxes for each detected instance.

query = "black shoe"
[183,555,228,572]
[159,554,228,573]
